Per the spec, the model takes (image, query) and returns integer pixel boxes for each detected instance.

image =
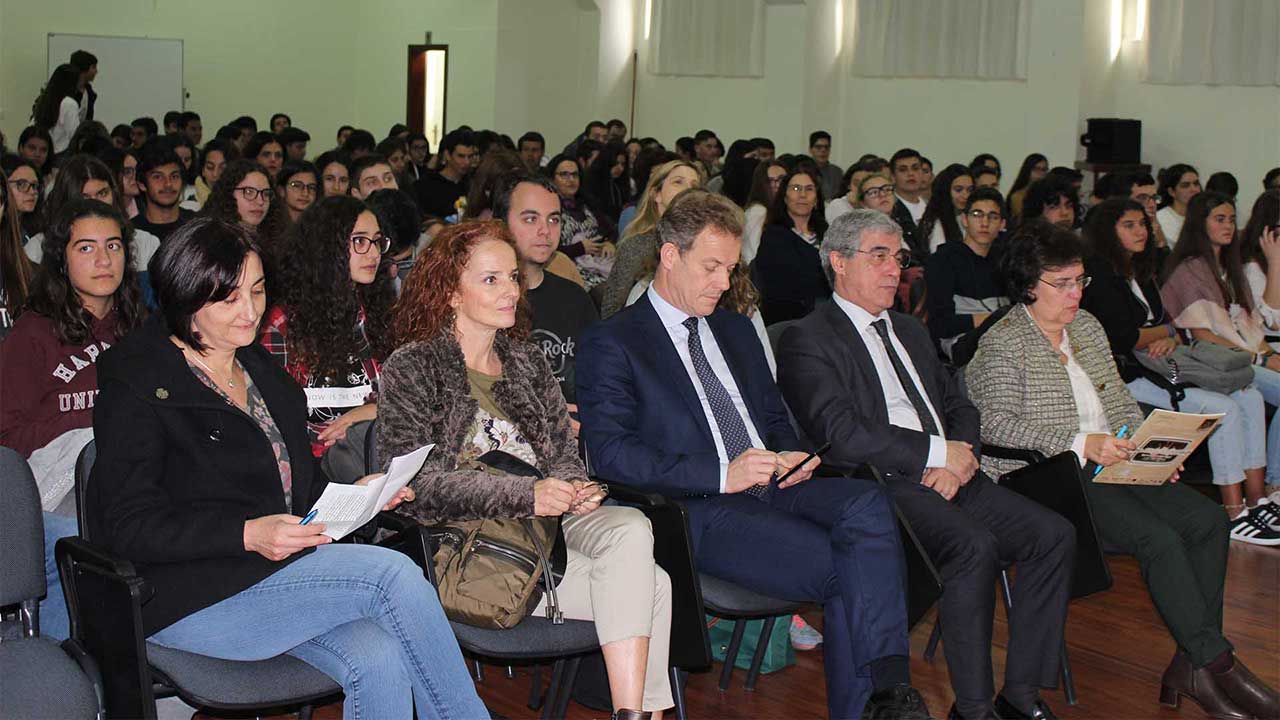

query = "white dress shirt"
[648,285,766,491]
[833,292,947,468]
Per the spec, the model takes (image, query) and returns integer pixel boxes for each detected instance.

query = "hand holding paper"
[304,444,434,539]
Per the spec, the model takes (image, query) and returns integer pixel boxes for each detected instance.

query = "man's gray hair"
[820,209,903,285]
[656,188,745,252]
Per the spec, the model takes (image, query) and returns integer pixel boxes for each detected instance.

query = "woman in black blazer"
[85,217,487,719]
[751,165,831,324]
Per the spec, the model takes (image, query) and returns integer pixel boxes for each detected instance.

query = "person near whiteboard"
[69,50,99,122]
[31,64,85,155]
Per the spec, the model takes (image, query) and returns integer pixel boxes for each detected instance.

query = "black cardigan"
[751,223,831,325]
[1080,255,1168,383]
[86,316,326,634]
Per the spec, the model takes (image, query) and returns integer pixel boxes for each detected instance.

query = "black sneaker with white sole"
[1250,500,1280,531]
[1229,510,1280,546]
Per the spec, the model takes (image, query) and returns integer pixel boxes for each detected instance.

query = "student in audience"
[577,189,928,720]
[965,222,1280,720]
[1239,190,1280,344]
[972,166,1001,190]
[130,117,158,149]
[342,129,376,159]
[920,164,974,252]
[85,216,486,718]
[1112,172,1168,249]
[203,159,285,252]
[270,112,291,133]
[171,134,198,187]
[693,129,720,178]
[414,128,476,218]
[888,149,928,262]
[492,172,598,421]
[1205,172,1238,204]
[110,124,131,150]
[244,132,285,181]
[1157,163,1200,245]
[349,154,399,200]
[599,159,705,318]
[375,136,408,175]
[335,125,354,150]
[2,155,44,245]
[364,188,422,293]
[179,111,202,146]
[518,131,546,169]
[315,150,350,198]
[1161,191,1280,537]
[574,139,604,176]
[1007,153,1049,220]
[186,138,234,211]
[278,160,319,223]
[69,50,98,121]
[741,159,786,263]
[825,162,872,224]
[617,148,677,237]
[607,118,627,142]
[807,131,843,200]
[17,126,53,175]
[278,126,310,163]
[584,141,631,226]
[460,149,524,221]
[116,147,141,218]
[859,172,897,217]
[1264,168,1280,192]
[0,168,33,340]
[378,220,673,718]
[547,153,615,289]
[132,141,195,242]
[1021,176,1078,230]
[1082,197,1270,522]
[777,209,1072,720]
[753,164,831,324]
[919,158,934,200]
[260,195,391,464]
[925,187,1010,358]
[1,199,145,640]
[970,153,1001,179]
[163,111,182,136]
[31,64,83,154]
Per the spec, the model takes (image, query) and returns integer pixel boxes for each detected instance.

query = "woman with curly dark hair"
[259,195,394,464]
[379,220,674,718]
[203,159,287,249]
[1,167,34,340]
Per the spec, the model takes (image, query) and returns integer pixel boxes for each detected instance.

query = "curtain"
[850,0,1030,79]
[647,0,766,77]
[1145,0,1280,86]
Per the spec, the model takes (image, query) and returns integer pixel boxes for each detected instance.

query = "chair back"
[0,447,46,609]
[74,441,97,542]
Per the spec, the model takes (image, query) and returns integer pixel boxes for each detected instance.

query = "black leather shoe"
[948,703,996,720]
[993,694,1058,720]
[861,684,932,719]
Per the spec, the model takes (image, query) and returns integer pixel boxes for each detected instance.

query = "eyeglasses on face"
[555,170,579,180]
[861,184,895,199]
[855,248,912,268]
[287,181,319,194]
[350,233,391,255]
[234,186,274,201]
[8,179,38,194]
[788,183,817,194]
[1039,275,1092,292]
[967,209,1004,223]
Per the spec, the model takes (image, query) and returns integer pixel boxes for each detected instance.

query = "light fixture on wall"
[644,0,652,40]
[1109,0,1123,61]
[1132,0,1146,40]
[834,0,843,56]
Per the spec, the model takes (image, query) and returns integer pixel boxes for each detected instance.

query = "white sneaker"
[1229,509,1280,546]
[1250,498,1280,531]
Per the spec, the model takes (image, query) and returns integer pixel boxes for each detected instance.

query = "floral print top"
[186,358,295,512]
[462,367,538,467]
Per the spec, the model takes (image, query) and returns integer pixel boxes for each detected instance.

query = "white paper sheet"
[304,444,433,539]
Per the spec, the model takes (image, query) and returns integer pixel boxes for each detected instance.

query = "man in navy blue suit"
[577,189,931,720]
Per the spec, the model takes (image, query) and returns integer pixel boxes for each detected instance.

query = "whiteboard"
[47,33,184,130]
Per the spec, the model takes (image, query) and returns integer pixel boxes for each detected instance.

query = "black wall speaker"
[1080,118,1142,164]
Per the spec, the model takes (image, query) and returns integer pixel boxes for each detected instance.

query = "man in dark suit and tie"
[776,209,1076,720]
[577,190,932,720]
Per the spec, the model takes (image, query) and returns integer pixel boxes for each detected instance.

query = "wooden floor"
[298,542,1277,720]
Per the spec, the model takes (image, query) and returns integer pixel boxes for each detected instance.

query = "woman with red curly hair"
[377,220,674,720]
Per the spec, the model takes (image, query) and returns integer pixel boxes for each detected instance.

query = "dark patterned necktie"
[683,317,766,499]
[871,319,939,436]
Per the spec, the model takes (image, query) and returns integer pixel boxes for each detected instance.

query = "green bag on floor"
[706,614,795,674]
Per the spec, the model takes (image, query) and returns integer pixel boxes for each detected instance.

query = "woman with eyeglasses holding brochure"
[259,196,395,478]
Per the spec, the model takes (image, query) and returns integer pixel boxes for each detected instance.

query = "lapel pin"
[155,388,169,399]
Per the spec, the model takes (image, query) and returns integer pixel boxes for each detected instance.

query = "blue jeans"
[150,544,487,720]
[41,512,79,641]
[1126,378,1266,485]
[1249,366,1280,483]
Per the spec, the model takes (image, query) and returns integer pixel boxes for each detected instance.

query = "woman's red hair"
[393,220,532,345]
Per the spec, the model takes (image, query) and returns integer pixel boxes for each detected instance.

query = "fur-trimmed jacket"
[375,329,587,525]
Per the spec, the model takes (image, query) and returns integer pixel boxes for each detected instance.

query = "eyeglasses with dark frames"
[234,186,274,202]
[350,233,391,255]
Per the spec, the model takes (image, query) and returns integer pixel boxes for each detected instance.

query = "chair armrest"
[60,637,107,717]
[375,523,439,587]
[597,479,668,508]
[55,537,156,719]
[982,444,1047,465]
[1134,362,1188,406]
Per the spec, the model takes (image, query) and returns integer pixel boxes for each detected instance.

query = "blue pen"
[299,509,318,526]
[1092,424,1131,477]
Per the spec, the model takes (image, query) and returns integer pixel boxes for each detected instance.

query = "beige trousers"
[533,505,674,711]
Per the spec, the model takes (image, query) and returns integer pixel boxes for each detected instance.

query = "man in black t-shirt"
[133,141,195,242]
[494,172,598,430]
[413,128,476,219]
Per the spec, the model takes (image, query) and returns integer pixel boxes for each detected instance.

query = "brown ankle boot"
[1159,652,1251,720]
[611,710,651,720]
[1213,656,1280,720]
